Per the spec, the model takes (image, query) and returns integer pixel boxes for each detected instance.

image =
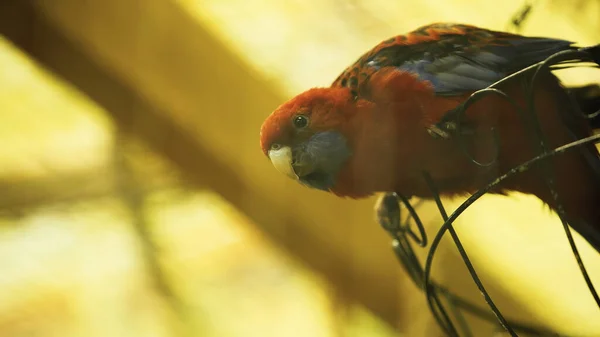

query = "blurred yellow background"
[0,0,599,336]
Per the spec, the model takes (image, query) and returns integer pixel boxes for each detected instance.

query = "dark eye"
[293,115,309,129]
[271,143,282,150]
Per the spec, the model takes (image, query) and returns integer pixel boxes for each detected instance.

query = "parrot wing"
[333,23,576,96]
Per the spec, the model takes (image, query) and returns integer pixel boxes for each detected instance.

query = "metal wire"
[375,48,600,336]
[506,0,539,32]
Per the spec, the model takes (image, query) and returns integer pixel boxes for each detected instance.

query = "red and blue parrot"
[259,23,600,252]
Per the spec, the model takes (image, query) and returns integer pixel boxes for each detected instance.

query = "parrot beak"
[268,146,299,180]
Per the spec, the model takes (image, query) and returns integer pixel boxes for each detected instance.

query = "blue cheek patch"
[295,131,352,191]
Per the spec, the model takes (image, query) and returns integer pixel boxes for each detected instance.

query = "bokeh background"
[0,0,599,336]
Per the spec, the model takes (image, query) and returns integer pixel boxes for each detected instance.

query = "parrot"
[259,23,600,252]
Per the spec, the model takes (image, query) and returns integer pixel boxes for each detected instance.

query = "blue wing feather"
[333,24,576,96]
[398,38,575,95]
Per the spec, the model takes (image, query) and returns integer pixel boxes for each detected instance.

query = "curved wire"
[421,171,517,336]
[422,134,600,335]
[425,49,600,318]
[586,108,600,120]
[377,192,566,336]
[376,46,600,336]
[377,192,458,335]
[527,50,600,307]
[396,194,428,247]
[452,87,525,167]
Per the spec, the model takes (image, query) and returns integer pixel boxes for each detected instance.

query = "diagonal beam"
[0,0,406,326]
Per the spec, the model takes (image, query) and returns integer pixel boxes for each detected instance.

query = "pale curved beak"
[268,146,298,180]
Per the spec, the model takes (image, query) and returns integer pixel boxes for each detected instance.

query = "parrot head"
[259,87,359,192]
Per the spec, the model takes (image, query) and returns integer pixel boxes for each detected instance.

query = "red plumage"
[260,23,600,251]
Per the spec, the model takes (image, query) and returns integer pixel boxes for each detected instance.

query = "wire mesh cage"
[1,0,598,336]
[373,41,600,337]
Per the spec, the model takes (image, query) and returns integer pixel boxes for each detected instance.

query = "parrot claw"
[428,121,476,140]
[427,123,455,139]
[375,192,402,232]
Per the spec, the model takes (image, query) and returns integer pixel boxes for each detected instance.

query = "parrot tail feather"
[580,44,600,65]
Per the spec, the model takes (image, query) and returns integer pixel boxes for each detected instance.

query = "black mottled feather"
[333,23,578,96]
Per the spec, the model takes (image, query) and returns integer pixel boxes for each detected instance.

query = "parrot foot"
[428,103,478,139]
[375,192,402,232]
[428,121,476,140]
[427,122,458,139]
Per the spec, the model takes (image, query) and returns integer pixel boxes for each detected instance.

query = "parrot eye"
[292,115,309,129]
[271,143,282,150]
